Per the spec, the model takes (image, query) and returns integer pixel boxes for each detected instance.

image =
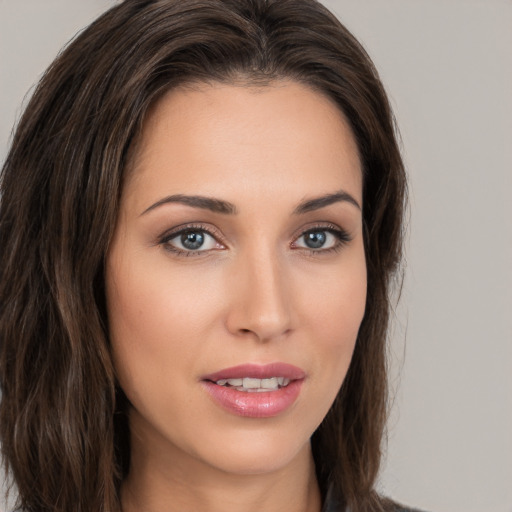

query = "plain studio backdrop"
[0,1,511,511]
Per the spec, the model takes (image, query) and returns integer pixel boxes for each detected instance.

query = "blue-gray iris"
[305,231,326,249]
[182,232,204,250]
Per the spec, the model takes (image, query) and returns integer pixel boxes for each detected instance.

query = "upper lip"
[202,363,306,382]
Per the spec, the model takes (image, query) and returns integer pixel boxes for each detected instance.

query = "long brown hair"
[0,1,406,511]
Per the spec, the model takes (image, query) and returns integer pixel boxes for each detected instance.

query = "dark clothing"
[321,485,426,512]
[323,500,425,512]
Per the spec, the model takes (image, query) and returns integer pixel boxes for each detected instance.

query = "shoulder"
[382,495,429,512]
[391,504,429,512]
[322,499,429,512]
[321,486,429,512]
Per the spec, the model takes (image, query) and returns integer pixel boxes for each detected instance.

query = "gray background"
[1,1,511,511]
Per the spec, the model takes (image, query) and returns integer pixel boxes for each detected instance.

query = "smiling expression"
[106,80,367,478]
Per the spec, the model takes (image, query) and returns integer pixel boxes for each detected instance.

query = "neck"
[121,436,322,512]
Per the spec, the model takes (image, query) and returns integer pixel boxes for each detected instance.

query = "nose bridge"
[226,243,292,341]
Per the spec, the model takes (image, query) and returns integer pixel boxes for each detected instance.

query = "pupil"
[305,231,326,249]
[181,231,204,250]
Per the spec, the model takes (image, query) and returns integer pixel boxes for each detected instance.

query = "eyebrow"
[140,194,238,216]
[293,190,361,214]
[140,189,360,217]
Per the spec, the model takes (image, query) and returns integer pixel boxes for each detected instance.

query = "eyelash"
[157,222,352,257]
[292,223,352,256]
[158,223,225,257]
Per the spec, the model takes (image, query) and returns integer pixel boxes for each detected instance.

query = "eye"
[292,226,351,252]
[159,226,224,255]
[296,230,337,250]
[301,231,331,249]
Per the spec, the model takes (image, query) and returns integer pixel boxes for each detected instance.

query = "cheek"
[106,253,195,393]
[105,249,234,420]
[301,248,367,398]
[107,247,219,341]
[306,248,367,341]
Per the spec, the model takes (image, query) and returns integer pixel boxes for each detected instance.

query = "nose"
[225,249,293,342]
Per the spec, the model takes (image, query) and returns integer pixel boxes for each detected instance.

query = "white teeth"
[261,377,278,389]
[242,377,261,389]
[227,378,243,387]
[215,376,291,391]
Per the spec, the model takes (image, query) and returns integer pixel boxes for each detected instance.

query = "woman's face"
[106,81,366,477]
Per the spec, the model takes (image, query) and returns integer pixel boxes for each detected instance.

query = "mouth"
[201,363,305,418]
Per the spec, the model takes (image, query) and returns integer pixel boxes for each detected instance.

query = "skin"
[106,80,367,512]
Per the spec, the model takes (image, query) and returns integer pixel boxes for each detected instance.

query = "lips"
[203,363,305,382]
[201,363,305,418]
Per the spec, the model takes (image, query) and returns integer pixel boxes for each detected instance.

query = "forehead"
[124,80,362,211]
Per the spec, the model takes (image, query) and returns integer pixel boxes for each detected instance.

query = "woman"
[0,1,410,511]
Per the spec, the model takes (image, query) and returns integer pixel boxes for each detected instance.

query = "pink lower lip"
[202,379,303,418]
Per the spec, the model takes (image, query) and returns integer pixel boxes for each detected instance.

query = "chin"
[198,436,312,476]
